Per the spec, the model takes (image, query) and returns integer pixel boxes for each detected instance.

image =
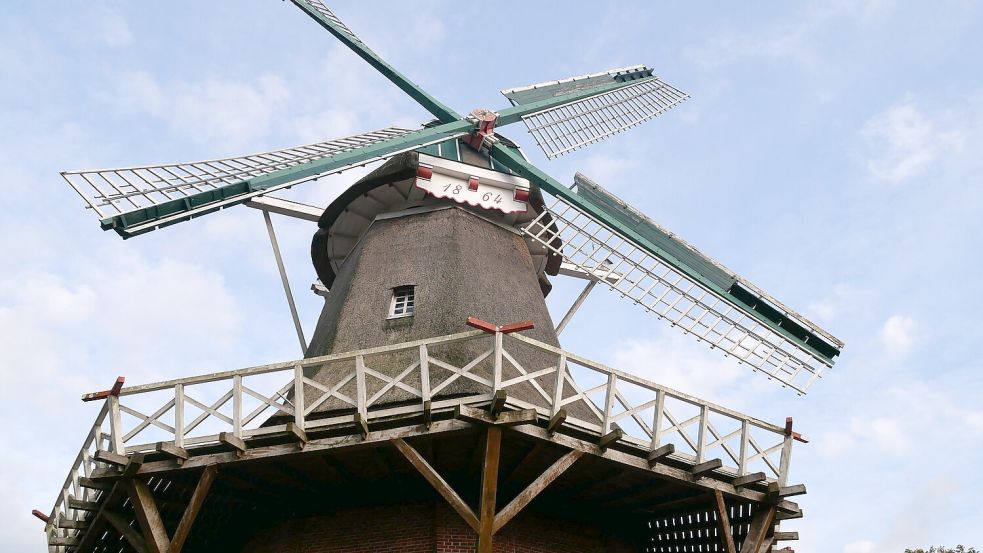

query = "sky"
[2,1,982,551]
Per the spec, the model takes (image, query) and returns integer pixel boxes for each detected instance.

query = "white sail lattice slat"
[522,197,827,394]
[61,127,412,219]
[519,78,688,159]
[293,0,363,44]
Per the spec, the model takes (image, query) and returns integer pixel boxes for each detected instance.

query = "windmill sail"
[63,124,472,237]
[501,66,688,158]
[520,173,843,394]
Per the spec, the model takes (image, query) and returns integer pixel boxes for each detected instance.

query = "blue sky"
[2,1,982,551]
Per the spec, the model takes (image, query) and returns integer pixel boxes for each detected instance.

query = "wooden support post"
[169,466,218,553]
[422,400,432,429]
[691,458,722,477]
[104,510,148,553]
[493,449,582,532]
[391,438,479,531]
[121,453,145,478]
[477,427,502,553]
[732,472,767,488]
[455,404,536,426]
[128,480,170,553]
[547,409,567,434]
[741,505,776,553]
[354,412,370,438]
[713,490,737,553]
[647,443,675,467]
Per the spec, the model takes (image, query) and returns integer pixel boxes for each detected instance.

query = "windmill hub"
[465,107,499,150]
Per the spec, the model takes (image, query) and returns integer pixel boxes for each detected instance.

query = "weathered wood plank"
[68,498,100,511]
[47,536,80,547]
[391,438,479,531]
[286,422,308,447]
[477,427,502,553]
[691,458,722,477]
[713,490,737,553]
[597,427,623,450]
[219,432,247,456]
[490,390,507,417]
[128,480,170,553]
[493,449,583,533]
[732,472,766,488]
[94,449,129,467]
[547,409,567,434]
[156,442,189,462]
[647,443,675,466]
[455,404,537,426]
[55,518,89,529]
[354,413,369,438]
[774,531,799,541]
[169,465,217,553]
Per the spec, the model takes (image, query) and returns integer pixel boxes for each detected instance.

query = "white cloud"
[878,314,919,356]
[843,540,877,553]
[112,72,291,152]
[87,6,133,47]
[861,102,965,183]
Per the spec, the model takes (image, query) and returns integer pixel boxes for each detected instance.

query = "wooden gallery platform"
[50,400,802,553]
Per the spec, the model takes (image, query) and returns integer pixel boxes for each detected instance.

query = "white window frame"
[388,285,415,319]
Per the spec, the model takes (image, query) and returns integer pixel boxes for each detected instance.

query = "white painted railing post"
[601,373,617,434]
[550,353,566,417]
[696,404,709,464]
[232,375,243,438]
[779,433,793,487]
[738,420,749,476]
[492,331,503,395]
[293,364,305,430]
[419,345,431,405]
[107,395,125,454]
[355,355,367,418]
[651,389,665,449]
[174,384,185,448]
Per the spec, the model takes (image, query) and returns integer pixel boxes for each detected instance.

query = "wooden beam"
[489,390,507,417]
[647,443,675,466]
[104,510,148,553]
[774,531,799,541]
[477,427,502,553]
[128,480,170,553]
[219,432,246,456]
[68,498,99,511]
[122,453,146,478]
[776,509,803,521]
[713,490,737,553]
[94,449,129,467]
[691,458,722,477]
[391,438,479,531]
[741,505,776,553]
[55,518,89,529]
[79,477,112,492]
[48,536,80,547]
[286,422,308,447]
[547,409,567,434]
[156,442,189,463]
[32,509,49,523]
[732,472,766,488]
[456,404,537,426]
[768,482,807,499]
[597,427,623,450]
[169,465,218,553]
[493,449,583,533]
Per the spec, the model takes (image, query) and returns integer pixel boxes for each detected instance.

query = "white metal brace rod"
[262,210,308,355]
[556,279,598,336]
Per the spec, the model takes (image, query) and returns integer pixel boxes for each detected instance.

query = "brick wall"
[241,502,636,553]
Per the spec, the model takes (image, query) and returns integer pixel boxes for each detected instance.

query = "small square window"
[389,286,415,318]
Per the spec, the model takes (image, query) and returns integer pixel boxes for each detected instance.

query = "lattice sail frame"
[523,189,830,394]
[502,66,689,159]
[61,127,428,235]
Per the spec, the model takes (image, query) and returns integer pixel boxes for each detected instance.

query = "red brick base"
[241,502,635,553]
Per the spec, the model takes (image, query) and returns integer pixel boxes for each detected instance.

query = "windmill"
[40,2,842,552]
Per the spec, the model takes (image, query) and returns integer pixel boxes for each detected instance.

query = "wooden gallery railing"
[44,328,801,550]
